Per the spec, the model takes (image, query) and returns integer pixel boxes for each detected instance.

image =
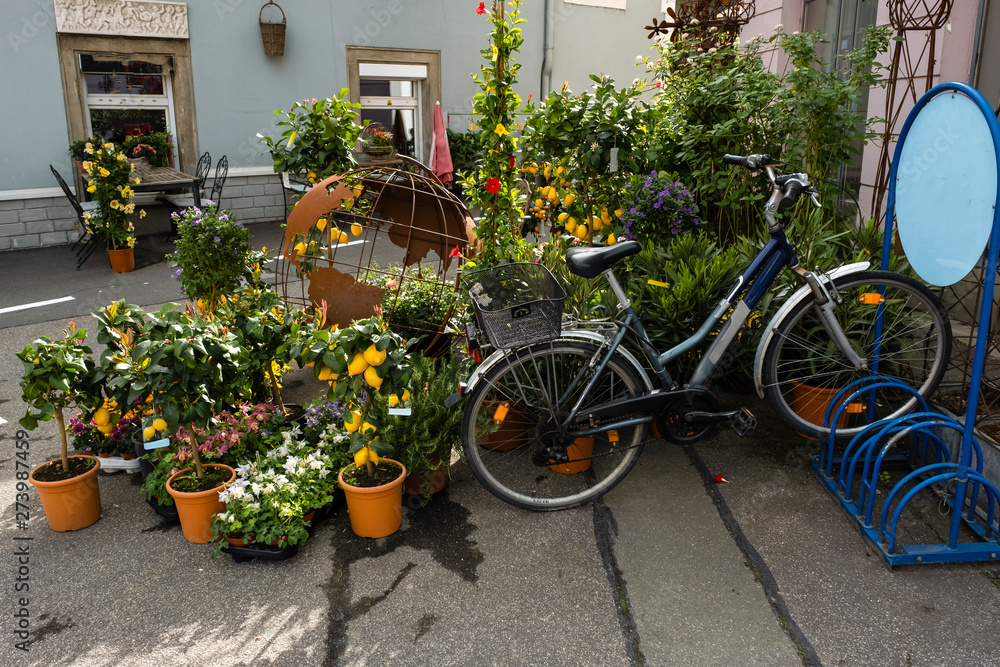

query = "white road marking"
[0,296,75,315]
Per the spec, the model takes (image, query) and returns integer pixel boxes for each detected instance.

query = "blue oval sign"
[895,92,998,286]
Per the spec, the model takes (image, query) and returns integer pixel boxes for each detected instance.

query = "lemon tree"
[17,323,103,474]
[300,313,412,475]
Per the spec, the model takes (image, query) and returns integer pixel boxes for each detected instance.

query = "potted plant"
[302,312,413,538]
[365,264,462,357]
[17,323,104,532]
[122,131,173,167]
[382,354,464,497]
[169,204,254,316]
[361,123,394,157]
[258,90,364,183]
[80,141,146,271]
[109,306,249,543]
[68,137,96,166]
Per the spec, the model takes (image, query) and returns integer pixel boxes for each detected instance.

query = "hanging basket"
[259,1,286,57]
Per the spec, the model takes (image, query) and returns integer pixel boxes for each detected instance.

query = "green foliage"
[382,354,464,484]
[446,129,484,179]
[121,131,173,167]
[465,0,532,266]
[619,171,701,246]
[68,138,96,162]
[169,204,254,314]
[626,234,746,377]
[646,26,891,243]
[258,90,364,181]
[521,75,648,242]
[81,141,142,249]
[362,263,461,346]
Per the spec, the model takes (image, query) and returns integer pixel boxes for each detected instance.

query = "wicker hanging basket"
[259,1,286,57]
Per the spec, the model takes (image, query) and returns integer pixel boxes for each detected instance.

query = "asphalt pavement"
[1,225,999,666]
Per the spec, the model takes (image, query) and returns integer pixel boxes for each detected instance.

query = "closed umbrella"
[430,101,454,185]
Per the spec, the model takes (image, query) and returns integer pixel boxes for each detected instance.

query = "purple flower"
[671,227,679,234]
[629,207,637,214]
[214,236,220,242]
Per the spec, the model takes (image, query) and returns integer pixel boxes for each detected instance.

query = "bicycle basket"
[464,263,567,349]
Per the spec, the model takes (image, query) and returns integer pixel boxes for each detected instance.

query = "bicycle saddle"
[565,241,642,278]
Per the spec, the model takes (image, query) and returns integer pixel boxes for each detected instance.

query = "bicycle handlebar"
[722,154,774,169]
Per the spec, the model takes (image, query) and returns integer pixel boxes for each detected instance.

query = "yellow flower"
[134,177,141,184]
[494,123,508,137]
[110,200,120,209]
[86,185,96,193]
[99,167,110,177]
[102,143,114,151]
[81,160,92,173]
[139,209,147,219]
[84,143,94,154]
[117,153,126,162]
[125,203,135,214]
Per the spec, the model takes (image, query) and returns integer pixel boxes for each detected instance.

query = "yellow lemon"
[557,212,568,222]
[563,193,576,207]
[575,224,588,241]
[307,170,317,184]
[389,394,400,407]
[362,421,377,435]
[534,198,543,211]
[369,449,381,465]
[547,188,559,204]
[556,165,566,176]
[565,218,577,234]
[402,389,411,401]
[152,418,167,432]
[98,423,114,435]
[339,231,349,244]
[352,185,364,198]
[543,164,551,179]
[318,366,337,381]
[347,352,369,376]
[294,242,308,256]
[351,223,363,236]
[345,410,363,433]
[601,208,611,223]
[364,365,383,390]
[143,426,156,441]
[607,234,617,245]
[363,344,387,366]
[316,218,328,231]
[94,407,111,426]
[593,219,604,231]
[354,447,369,467]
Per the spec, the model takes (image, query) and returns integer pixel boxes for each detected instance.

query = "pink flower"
[386,280,399,289]
[485,177,501,194]
[476,1,488,15]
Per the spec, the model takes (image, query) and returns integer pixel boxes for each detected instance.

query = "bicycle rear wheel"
[461,340,648,511]
[762,270,951,440]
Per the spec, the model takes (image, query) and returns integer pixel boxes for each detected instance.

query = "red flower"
[508,155,516,170]
[485,177,501,194]
[449,246,462,258]
[527,93,533,104]
[476,1,488,15]
[655,81,662,88]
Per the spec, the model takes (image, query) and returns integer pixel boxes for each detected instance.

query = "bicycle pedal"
[731,408,757,437]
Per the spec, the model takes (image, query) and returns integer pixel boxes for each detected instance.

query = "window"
[346,48,441,166]
[79,54,179,167]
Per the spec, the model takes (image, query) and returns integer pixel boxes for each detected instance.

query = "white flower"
[319,469,330,478]
[309,459,322,470]
[274,474,290,488]
[263,483,276,494]
[773,23,783,32]
[708,47,717,54]
[250,482,262,496]
[635,55,644,63]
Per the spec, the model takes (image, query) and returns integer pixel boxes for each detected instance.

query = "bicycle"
[455,154,952,511]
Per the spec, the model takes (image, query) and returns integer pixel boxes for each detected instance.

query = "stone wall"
[0,173,287,252]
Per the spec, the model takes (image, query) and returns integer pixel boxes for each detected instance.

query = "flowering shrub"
[169,203,253,314]
[212,427,340,553]
[619,171,700,247]
[172,402,277,465]
[81,141,144,249]
[121,131,172,167]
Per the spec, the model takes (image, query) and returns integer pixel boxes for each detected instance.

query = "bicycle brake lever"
[809,190,822,208]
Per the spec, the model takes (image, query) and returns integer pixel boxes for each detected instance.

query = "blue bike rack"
[812,82,1000,566]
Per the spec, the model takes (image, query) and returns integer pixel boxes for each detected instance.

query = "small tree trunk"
[267,362,286,414]
[189,422,204,479]
[54,407,70,474]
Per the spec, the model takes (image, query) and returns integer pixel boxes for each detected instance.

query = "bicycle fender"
[464,330,655,397]
[752,261,870,398]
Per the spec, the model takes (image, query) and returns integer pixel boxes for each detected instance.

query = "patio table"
[130,161,201,207]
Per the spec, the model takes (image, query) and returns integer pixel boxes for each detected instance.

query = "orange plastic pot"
[548,437,594,474]
[339,459,406,538]
[107,247,135,273]
[29,455,102,532]
[789,382,862,437]
[166,464,235,543]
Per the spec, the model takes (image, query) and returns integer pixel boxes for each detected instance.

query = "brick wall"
[0,173,288,252]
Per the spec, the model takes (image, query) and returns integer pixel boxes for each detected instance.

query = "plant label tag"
[144,438,170,451]
[609,147,619,172]
[388,408,412,416]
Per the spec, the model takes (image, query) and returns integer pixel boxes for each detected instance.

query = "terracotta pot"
[404,461,450,496]
[29,455,102,532]
[226,535,247,548]
[303,509,316,523]
[165,464,235,543]
[120,452,136,460]
[548,437,594,475]
[339,459,406,538]
[789,382,860,437]
[97,452,112,458]
[107,247,135,273]
[478,401,530,452]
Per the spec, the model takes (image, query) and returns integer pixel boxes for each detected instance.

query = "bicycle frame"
[555,228,800,438]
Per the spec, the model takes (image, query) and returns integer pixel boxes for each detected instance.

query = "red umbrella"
[430,101,454,185]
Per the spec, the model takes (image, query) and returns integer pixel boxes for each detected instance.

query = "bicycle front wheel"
[762,270,951,440]
[461,340,648,511]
